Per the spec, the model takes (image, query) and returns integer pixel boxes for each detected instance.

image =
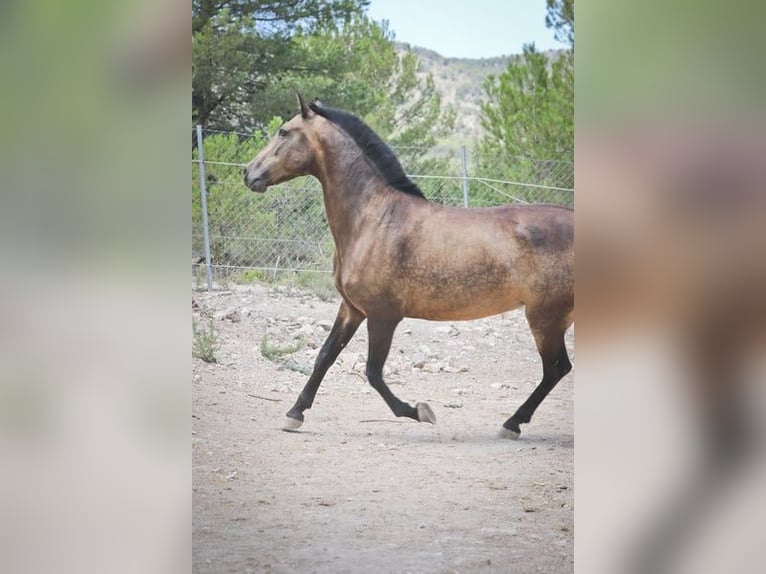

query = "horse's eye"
[278,128,288,137]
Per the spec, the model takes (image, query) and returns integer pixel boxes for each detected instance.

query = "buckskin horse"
[243,94,573,438]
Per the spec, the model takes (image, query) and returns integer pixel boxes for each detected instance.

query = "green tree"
[192,1,367,130]
[192,1,453,150]
[473,1,573,204]
[252,15,454,144]
[546,0,574,48]
[480,44,573,162]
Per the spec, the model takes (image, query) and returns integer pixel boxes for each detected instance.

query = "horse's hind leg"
[283,300,363,430]
[501,306,573,439]
[365,319,436,424]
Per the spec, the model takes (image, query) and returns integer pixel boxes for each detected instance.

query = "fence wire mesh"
[193,129,573,285]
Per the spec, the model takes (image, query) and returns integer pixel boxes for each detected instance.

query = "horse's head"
[243,93,317,193]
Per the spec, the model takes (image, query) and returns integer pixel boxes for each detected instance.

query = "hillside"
[398,43,563,145]
[403,45,509,143]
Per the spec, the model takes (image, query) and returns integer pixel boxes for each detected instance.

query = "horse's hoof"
[499,426,521,440]
[282,416,303,432]
[416,402,436,424]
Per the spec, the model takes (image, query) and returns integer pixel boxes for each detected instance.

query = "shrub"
[193,319,221,363]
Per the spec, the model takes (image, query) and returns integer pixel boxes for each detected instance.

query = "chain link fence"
[192,127,573,288]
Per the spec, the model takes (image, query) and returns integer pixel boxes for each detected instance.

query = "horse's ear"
[296,92,312,119]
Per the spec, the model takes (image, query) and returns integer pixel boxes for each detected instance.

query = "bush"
[260,335,305,362]
[192,319,221,363]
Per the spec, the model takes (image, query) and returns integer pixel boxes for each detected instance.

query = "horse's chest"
[334,264,406,318]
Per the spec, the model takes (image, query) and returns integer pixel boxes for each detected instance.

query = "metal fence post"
[460,144,469,207]
[196,124,213,291]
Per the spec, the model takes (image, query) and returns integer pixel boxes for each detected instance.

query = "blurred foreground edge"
[576,116,766,574]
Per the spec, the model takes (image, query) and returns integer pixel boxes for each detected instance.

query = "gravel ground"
[193,282,574,573]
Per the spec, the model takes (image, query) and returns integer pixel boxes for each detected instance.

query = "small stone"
[443,364,466,374]
[297,324,314,337]
[225,309,241,322]
[422,362,442,373]
[418,345,437,358]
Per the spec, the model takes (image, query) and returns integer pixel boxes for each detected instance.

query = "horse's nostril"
[243,167,247,176]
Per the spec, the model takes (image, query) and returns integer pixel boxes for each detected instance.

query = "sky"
[367,0,564,59]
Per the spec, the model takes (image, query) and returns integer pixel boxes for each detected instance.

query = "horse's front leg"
[365,318,436,424]
[283,300,363,430]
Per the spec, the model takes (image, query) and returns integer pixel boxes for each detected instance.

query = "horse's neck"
[313,139,388,251]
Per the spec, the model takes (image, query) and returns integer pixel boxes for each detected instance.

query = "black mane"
[309,102,426,199]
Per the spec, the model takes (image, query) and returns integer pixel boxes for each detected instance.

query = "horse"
[243,94,574,438]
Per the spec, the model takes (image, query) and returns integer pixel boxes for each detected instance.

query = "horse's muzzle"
[243,168,268,193]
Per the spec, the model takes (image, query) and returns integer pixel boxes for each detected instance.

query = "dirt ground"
[192,283,574,573]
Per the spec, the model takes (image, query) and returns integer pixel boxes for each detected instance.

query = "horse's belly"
[337,273,522,320]
[405,289,525,321]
